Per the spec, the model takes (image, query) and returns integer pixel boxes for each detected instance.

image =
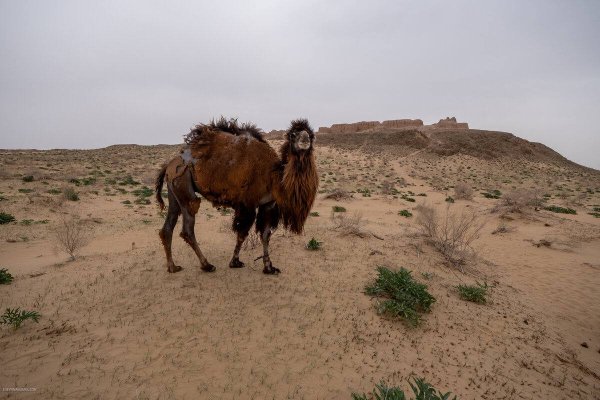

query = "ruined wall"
[432,117,469,129]
[381,119,424,129]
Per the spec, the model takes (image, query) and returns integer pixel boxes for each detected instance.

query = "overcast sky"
[1,1,599,168]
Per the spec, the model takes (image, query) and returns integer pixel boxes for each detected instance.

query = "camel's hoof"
[229,259,245,269]
[263,266,281,275]
[168,265,183,273]
[201,263,216,273]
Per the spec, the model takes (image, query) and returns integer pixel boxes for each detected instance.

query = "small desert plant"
[544,205,576,215]
[401,194,416,202]
[331,212,369,238]
[0,212,16,224]
[495,189,543,213]
[242,231,260,250]
[365,266,436,326]
[54,216,91,260]
[457,283,488,304]
[0,268,14,284]
[482,189,501,199]
[63,187,79,201]
[118,175,140,186]
[0,308,41,329]
[22,175,34,182]
[399,209,412,217]
[324,189,353,201]
[309,211,320,217]
[416,204,484,269]
[332,205,347,212]
[453,183,474,200]
[357,188,372,197]
[352,377,457,400]
[132,186,153,198]
[47,188,62,195]
[445,196,455,203]
[306,237,322,250]
[491,222,515,235]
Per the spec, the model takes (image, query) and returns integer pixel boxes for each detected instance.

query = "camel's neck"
[275,145,318,234]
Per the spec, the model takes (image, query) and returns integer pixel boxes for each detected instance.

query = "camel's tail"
[155,163,167,211]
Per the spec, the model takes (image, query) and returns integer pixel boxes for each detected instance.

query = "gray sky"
[1,1,599,168]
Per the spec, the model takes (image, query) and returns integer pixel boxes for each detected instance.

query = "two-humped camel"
[155,117,318,274]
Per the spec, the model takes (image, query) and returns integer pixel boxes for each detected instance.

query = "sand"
[0,141,599,399]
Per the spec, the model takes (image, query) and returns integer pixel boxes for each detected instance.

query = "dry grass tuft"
[416,204,484,269]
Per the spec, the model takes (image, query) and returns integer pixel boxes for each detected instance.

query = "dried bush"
[54,216,91,260]
[491,222,516,235]
[453,183,474,200]
[494,189,543,213]
[323,189,353,201]
[416,204,484,269]
[62,187,79,201]
[331,212,370,238]
[242,231,260,250]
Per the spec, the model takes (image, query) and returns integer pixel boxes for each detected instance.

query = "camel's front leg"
[257,203,280,275]
[229,206,256,269]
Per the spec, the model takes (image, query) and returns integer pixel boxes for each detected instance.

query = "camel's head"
[287,119,315,155]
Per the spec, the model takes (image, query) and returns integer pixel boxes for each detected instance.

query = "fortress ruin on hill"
[317,116,468,133]
[266,117,468,137]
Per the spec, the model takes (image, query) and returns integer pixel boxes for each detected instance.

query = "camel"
[155,117,318,274]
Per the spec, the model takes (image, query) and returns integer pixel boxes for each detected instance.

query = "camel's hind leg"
[229,206,256,269]
[256,202,280,274]
[159,187,182,273]
[179,205,216,272]
[171,170,216,273]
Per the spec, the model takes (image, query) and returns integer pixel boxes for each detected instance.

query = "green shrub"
[63,187,79,201]
[445,196,455,203]
[398,209,412,217]
[0,268,14,284]
[118,175,140,186]
[401,194,416,202]
[365,266,435,326]
[457,283,488,304]
[0,308,41,330]
[589,212,600,218]
[18,188,33,193]
[0,212,16,224]
[122,200,132,205]
[357,188,372,197]
[544,205,576,215]
[81,177,96,186]
[332,205,347,212]
[22,175,34,182]
[132,186,153,198]
[309,211,320,217]
[352,377,458,400]
[306,237,322,250]
[47,188,62,195]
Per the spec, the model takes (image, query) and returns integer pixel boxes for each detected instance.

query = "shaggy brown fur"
[156,117,318,274]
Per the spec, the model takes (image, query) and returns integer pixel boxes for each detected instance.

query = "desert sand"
[1,127,599,399]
